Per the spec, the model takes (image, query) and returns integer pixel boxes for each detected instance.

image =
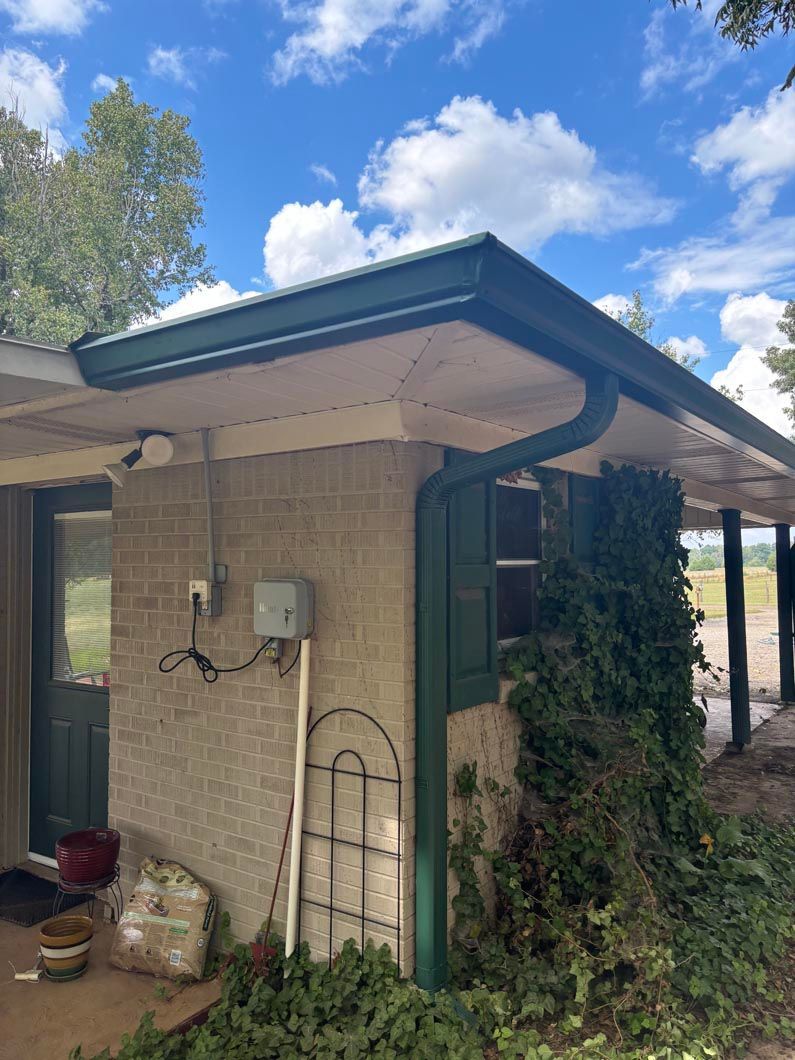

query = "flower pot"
[56,828,120,884]
[39,914,93,979]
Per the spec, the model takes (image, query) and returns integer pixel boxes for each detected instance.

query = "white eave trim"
[0,337,86,388]
[0,398,789,525]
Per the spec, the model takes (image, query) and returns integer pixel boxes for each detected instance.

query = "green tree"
[610,290,701,371]
[0,80,213,344]
[668,1,795,89]
[763,300,795,422]
[689,551,718,570]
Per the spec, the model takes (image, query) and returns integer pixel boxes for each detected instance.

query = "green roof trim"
[73,231,795,478]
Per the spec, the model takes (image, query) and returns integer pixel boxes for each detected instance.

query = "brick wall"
[109,441,440,973]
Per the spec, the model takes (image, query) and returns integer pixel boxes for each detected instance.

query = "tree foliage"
[0,80,213,344]
[763,300,795,422]
[610,290,701,371]
[668,0,795,89]
[688,540,774,569]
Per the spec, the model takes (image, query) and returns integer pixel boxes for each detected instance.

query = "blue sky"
[2,0,795,436]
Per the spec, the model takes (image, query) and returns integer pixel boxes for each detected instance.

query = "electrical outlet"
[189,580,209,607]
[189,579,222,617]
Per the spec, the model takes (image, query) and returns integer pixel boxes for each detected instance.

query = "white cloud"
[634,88,795,302]
[264,199,371,289]
[271,0,503,84]
[0,0,103,34]
[640,4,734,99]
[633,210,795,303]
[711,292,791,437]
[91,72,116,93]
[720,291,786,348]
[692,90,795,190]
[447,1,504,63]
[593,293,631,318]
[263,97,675,288]
[666,334,709,361]
[310,162,337,185]
[147,45,225,89]
[0,48,67,146]
[143,281,259,325]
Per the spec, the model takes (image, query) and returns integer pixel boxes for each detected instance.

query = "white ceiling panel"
[1,320,794,522]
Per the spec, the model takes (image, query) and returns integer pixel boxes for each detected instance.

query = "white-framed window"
[496,475,541,643]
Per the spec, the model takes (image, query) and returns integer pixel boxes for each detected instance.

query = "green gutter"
[72,235,489,389]
[414,371,619,993]
[72,232,795,481]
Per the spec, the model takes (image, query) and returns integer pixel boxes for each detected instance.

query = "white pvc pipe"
[285,638,311,958]
[200,428,216,585]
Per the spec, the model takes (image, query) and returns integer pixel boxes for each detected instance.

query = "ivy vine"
[449,462,795,1057]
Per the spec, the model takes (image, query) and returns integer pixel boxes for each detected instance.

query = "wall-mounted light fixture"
[102,430,174,488]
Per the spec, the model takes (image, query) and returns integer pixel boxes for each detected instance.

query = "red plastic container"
[55,828,120,884]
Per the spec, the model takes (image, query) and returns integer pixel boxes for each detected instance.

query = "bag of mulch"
[110,857,216,980]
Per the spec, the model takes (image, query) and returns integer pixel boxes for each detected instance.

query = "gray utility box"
[253,578,314,640]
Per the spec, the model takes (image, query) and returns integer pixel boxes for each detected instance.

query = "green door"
[30,484,112,859]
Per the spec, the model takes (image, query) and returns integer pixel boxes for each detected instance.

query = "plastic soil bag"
[111,857,216,980]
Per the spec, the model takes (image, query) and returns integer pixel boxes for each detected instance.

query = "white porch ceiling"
[0,321,793,525]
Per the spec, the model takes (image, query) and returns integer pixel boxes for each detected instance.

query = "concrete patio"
[0,888,220,1060]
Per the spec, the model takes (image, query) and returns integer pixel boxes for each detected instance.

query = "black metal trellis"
[297,708,402,968]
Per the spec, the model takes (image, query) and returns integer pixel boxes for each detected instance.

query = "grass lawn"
[687,566,776,620]
[63,576,111,677]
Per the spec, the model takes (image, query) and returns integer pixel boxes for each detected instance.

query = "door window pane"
[51,511,111,686]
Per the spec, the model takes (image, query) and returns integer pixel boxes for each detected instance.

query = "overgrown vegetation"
[448,463,795,1056]
[71,939,487,1060]
[73,463,794,1059]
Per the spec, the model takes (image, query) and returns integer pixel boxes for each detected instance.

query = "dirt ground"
[703,707,795,1059]
[696,608,783,701]
[704,705,795,823]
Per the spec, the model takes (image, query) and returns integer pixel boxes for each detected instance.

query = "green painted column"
[720,508,751,748]
[775,524,795,703]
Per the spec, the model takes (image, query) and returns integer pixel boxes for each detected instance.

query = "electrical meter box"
[253,578,314,640]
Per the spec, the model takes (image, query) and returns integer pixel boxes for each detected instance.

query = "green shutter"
[447,453,498,712]
[569,473,600,565]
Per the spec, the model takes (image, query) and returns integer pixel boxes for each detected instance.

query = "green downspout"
[414,370,620,993]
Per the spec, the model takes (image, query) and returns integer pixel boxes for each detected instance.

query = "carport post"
[720,508,751,748]
[775,524,795,702]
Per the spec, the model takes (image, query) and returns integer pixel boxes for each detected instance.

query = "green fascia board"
[72,234,489,388]
[73,231,795,477]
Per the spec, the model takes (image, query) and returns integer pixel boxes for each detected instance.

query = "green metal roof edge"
[470,241,795,477]
[72,233,490,386]
[72,230,795,478]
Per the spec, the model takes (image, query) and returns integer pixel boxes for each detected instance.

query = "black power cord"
[159,594,275,683]
[277,641,301,679]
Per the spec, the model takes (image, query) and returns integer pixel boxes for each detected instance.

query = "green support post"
[720,508,751,748]
[775,524,795,703]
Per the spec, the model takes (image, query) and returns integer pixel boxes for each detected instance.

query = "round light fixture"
[141,432,175,467]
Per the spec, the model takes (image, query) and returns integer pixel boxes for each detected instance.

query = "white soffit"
[0,321,793,523]
[0,336,86,409]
